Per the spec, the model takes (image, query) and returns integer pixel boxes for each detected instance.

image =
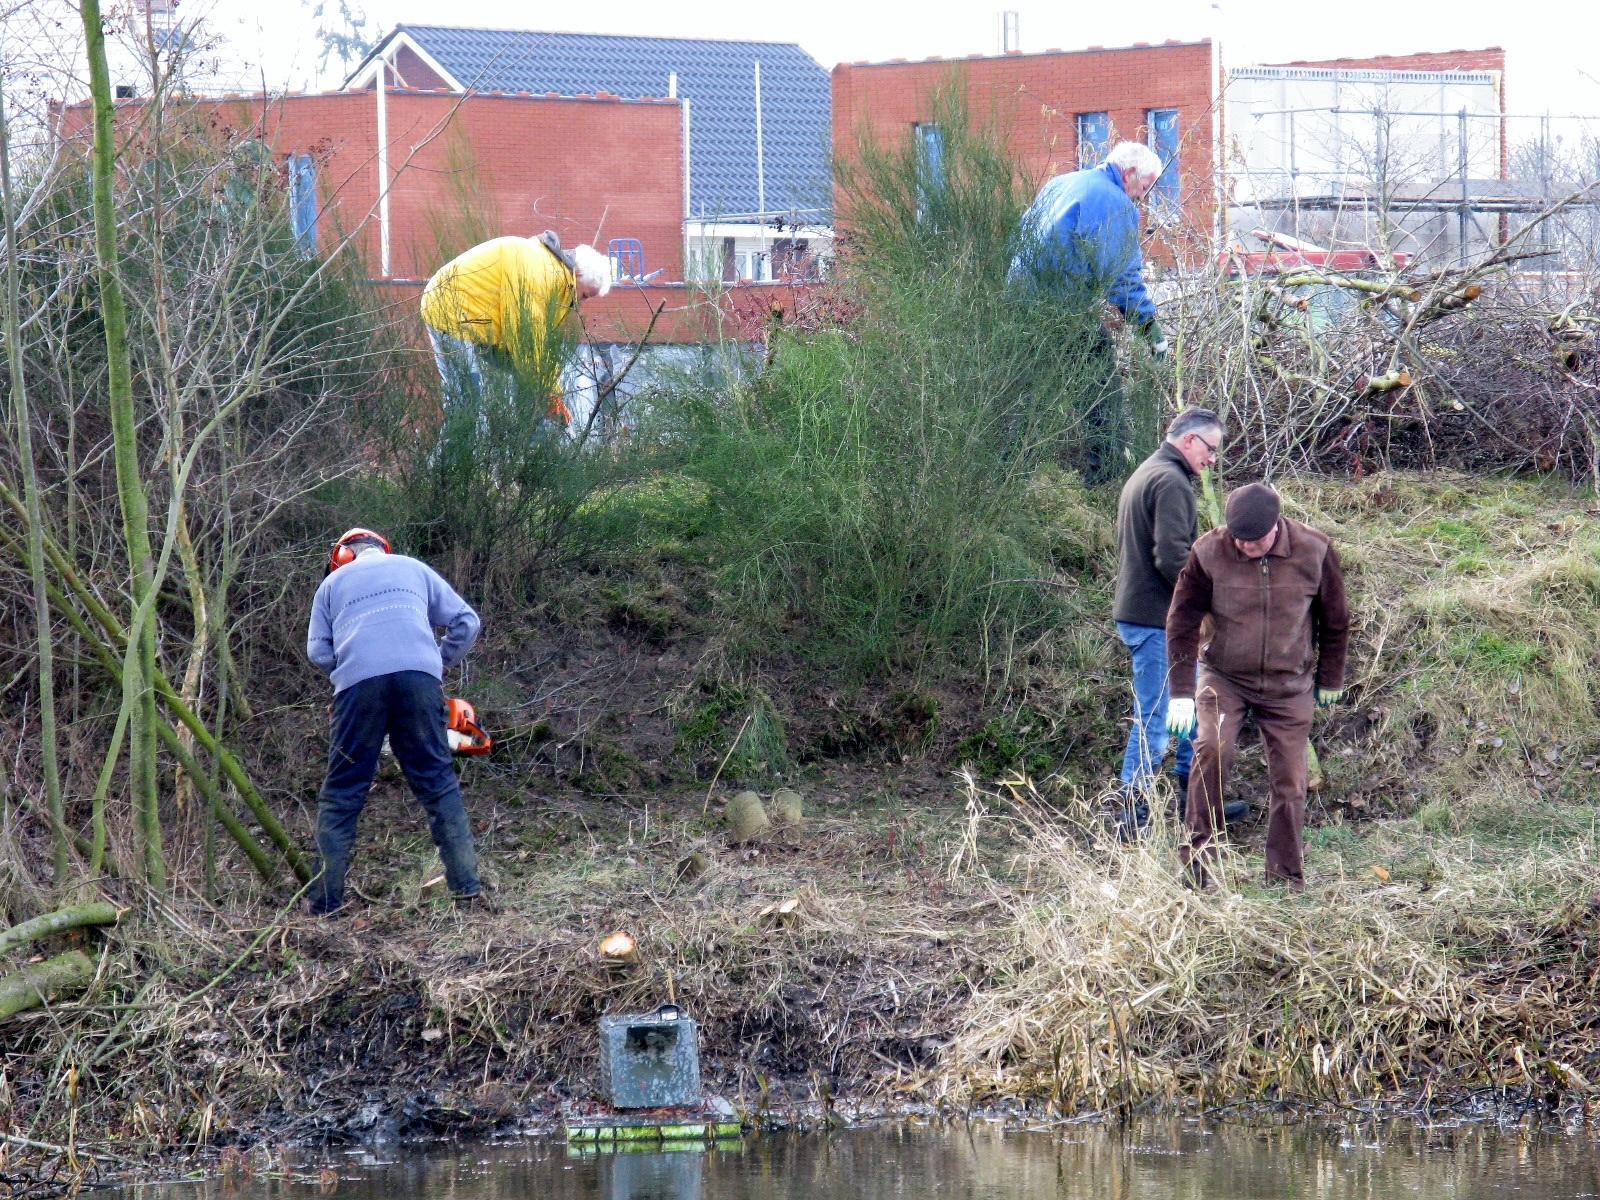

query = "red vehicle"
[1221,231,1411,276]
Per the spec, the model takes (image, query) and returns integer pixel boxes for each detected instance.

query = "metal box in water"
[598,1004,702,1109]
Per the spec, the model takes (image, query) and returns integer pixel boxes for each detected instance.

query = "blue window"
[1146,109,1180,215]
[914,122,944,221]
[914,122,944,184]
[1076,111,1110,168]
[287,152,318,255]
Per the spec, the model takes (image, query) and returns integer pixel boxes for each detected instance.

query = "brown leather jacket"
[1166,518,1350,700]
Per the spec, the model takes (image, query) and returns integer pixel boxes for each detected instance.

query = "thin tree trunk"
[0,903,119,959]
[79,0,164,887]
[0,951,96,1022]
[0,529,279,883]
[0,489,309,881]
[0,43,68,884]
[172,503,209,819]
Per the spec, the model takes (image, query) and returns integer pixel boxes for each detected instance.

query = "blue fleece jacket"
[306,551,481,694]
[1011,161,1157,329]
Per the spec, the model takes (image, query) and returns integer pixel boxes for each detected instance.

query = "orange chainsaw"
[446,698,493,756]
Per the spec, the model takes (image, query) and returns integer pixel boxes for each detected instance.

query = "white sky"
[189,0,1600,119]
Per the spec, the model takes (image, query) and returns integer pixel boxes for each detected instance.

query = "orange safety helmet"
[326,527,391,575]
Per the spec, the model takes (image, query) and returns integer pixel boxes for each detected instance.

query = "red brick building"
[832,40,1219,260]
[831,42,1508,265]
[225,87,683,332]
[56,86,807,343]
[832,39,1217,189]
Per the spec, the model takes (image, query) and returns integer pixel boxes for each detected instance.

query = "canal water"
[116,1119,1600,1199]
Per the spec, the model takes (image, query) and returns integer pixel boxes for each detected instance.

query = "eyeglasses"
[1193,434,1220,456]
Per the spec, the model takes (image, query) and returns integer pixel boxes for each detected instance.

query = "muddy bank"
[11,474,1600,1194]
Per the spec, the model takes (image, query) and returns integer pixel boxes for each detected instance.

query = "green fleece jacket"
[1113,442,1199,627]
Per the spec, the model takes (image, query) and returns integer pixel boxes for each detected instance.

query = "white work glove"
[1166,697,1196,737]
[1151,338,1170,361]
[1316,687,1344,708]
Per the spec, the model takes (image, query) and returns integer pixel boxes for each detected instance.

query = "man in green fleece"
[1112,407,1245,839]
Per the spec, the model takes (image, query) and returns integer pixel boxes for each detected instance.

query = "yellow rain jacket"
[420,236,576,375]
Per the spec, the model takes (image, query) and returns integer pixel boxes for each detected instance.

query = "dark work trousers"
[311,670,481,914]
[1182,667,1314,887]
[1080,329,1127,485]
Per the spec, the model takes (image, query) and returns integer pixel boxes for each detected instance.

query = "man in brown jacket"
[1165,484,1350,888]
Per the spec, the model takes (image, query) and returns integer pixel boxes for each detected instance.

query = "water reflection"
[115,1119,1600,1200]
[599,1149,702,1200]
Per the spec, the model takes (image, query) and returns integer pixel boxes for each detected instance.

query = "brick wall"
[374,279,821,344]
[55,90,836,344]
[832,41,1217,260]
[389,44,450,90]
[61,88,685,286]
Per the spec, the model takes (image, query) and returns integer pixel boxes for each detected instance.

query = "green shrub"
[676,683,790,783]
[647,84,1153,677]
[955,705,1063,779]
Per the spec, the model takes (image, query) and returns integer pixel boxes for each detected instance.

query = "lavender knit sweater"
[306,552,480,694]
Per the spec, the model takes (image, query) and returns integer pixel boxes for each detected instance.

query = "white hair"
[571,243,614,297]
[1104,140,1165,183]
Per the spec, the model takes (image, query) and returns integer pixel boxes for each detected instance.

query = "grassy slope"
[7,472,1600,1170]
[949,471,1600,1108]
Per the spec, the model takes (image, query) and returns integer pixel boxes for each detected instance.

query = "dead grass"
[0,784,1008,1179]
[940,776,1600,1112]
[10,471,1600,1188]
[1276,473,1600,814]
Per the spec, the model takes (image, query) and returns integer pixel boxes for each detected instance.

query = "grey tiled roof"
[392,25,830,219]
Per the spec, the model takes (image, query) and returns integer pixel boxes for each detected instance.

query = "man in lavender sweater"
[306,528,485,915]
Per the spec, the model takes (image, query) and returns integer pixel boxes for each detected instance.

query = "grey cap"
[1225,483,1281,541]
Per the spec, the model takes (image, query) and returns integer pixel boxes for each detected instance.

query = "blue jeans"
[1117,621,1193,791]
[311,670,481,914]
[428,328,486,399]
[427,328,566,438]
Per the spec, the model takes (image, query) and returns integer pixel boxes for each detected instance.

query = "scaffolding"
[1223,66,1600,274]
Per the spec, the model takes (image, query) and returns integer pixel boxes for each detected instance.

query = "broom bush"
[645,87,1163,676]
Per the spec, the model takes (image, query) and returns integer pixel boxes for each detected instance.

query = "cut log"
[757,897,802,928]
[769,788,805,828]
[725,791,770,842]
[0,950,97,1021]
[1275,271,1422,303]
[600,930,640,971]
[1357,368,1414,394]
[0,902,120,959]
[675,851,710,882]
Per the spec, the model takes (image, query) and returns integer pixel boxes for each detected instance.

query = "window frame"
[1145,108,1181,217]
[287,151,318,255]
[1076,111,1111,168]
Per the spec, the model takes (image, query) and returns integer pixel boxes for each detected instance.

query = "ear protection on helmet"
[326,527,391,575]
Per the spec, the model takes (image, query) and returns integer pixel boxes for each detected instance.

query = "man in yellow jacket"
[421,232,612,430]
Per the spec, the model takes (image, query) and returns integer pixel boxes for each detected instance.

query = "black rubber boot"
[1177,772,1248,825]
[1115,797,1150,843]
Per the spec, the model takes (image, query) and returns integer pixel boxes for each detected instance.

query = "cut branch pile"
[1176,186,1600,478]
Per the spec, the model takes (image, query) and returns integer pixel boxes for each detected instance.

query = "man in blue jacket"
[1012,141,1169,478]
[306,528,486,915]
